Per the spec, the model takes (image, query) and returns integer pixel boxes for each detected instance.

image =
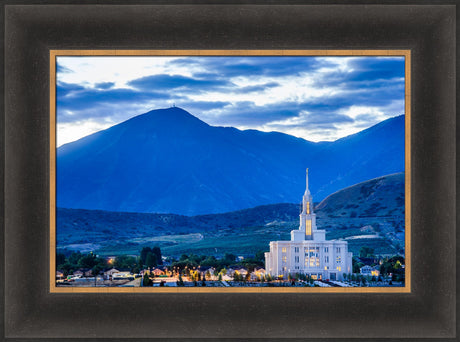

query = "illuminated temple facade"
[265,169,352,281]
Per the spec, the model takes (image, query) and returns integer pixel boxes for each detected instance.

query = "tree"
[380,255,405,278]
[78,253,97,269]
[114,255,137,271]
[56,253,66,266]
[60,262,74,277]
[140,247,152,266]
[145,252,157,268]
[152,246,163,265]
[245,272,251,282]
[201,256,218,267]
[353,262,364,273]
[223,253,236,264]
[143,273,152,286]
[359,246,375,258]
[92,264,103,278]
[68,251,83,265]
[255,250,265,263]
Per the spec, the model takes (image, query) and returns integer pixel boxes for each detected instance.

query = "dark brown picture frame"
[2,2,457,340]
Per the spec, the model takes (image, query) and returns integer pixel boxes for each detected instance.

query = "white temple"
[265,169,353,281]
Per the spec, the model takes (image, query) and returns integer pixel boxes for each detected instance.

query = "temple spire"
[306,168,309,193]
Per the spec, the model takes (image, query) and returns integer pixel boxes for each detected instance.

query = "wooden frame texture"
[3,2,457,340]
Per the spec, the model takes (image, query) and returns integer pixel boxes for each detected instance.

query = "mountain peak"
[135,107,209,130]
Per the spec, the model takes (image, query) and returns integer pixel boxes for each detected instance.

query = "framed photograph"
[50,50,411,294]
[3,2,456,340]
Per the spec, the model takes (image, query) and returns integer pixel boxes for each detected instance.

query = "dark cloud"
[127,74,232,92]
[301,112,354,126]
[302,82,404,115]
[208,101,303,126]
[56,82,86,97]
[206,101,355,129]
[176,100,231,112]
[233,82,280,94]
[58,87,169,110]
[347,57,405,81]
[57,82,176,123]
[57,64,73,73]
[168,57,322,78]
[94,82,115,89]
[315,58,404,88]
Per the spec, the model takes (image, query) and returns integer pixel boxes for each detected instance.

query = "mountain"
[315,172,405,255]
[57,107,404,215]
[56,173,405,257]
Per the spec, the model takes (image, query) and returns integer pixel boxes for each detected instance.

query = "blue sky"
[56,56,405,146]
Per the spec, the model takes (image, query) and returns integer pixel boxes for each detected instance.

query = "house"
[56,270,64,279]
[251,267,266,280]
[227,267,248,277]
[151,268,166,276]
[197,266,216,277]
[73,270,84,277]
[360,265,380,277]
[253,267,266,275]
[104,267,120,279]
[112,271,132,280]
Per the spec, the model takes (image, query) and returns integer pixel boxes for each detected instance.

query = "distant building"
[360,265,380,277]
[250,267,266,281]
[73,270,84,277]
[104,267,120,279]
[197,266,216,276]
[227,267,248,277]
[112,271,132,280]
[265,169,353,281]
[151,268,166,276]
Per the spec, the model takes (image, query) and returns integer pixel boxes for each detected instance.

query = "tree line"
[56,246,163,277]
[168,251,265,274]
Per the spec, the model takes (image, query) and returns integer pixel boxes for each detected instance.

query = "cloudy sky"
[56,56,405,146]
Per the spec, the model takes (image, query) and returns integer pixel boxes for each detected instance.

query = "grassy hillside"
[57,173,405,257]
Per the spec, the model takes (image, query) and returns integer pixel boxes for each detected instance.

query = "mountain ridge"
[57,107,404,215]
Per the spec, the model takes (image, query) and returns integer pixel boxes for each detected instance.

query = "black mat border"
[2,2,457,341]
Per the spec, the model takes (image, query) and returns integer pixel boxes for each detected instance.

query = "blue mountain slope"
[57,107,404,215]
